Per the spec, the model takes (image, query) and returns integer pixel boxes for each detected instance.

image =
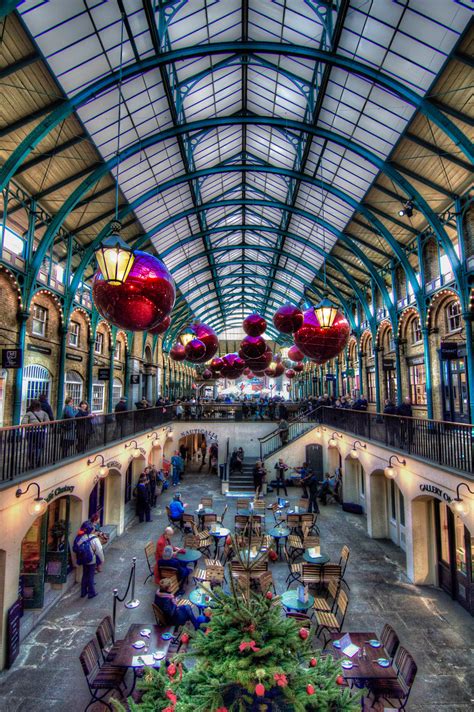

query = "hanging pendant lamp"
[95,221,135,285]
[315,293,338,330]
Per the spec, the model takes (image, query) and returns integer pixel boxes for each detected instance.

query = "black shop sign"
[6,599,22,668]
[98,368,110,381]
[2,348,22,368]
[440,342,458,360]
[325,374,336,381]
[130,374,140,384]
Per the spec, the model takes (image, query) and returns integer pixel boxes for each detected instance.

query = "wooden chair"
[236,498,251,512]
[216,504,228,524]
[157,567,180,595]
[287,532,305,562]
[380,623,400,661]
[300,562,323,588]
[234,514,250,533]
[200,496,213,507]
[300,512,319,535]
[367,646,417,711]
[252,499,266,512]
[191,522,213,556]
[183,533,201,549]
[95,616,123,663]
[253,570,276,594]
[286,513,301,531]
[79,638,127,711]
[314,589,349,648]
[286,611,312,629]
[297,498,308,510]
[182,513,195,531]
[202,513,217,529]
[319,563,342,588]
[312,579,340,614]
[270,502,285,524]
[144,541,156,584]
[152,602,169,627]
[339,545,350,579]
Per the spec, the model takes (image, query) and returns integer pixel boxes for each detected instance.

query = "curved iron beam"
[2,41,471,191]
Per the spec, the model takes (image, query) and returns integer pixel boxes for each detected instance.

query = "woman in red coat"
[154,526,174,584]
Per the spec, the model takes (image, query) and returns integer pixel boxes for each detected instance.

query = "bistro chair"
[202,513,217,530]
[200,496,213,508]
[157,567,180,595]
[216,504,228,525]
[234,514,250,533]
[300,562,323,588]
[286,611,312,630]
[300,512,319,535]
[286,513,301,532]
[183,533,201,549]
[269,502,285,524]
[287,530,306,562]
[380,623,400,661]
[319,563,342,589]
[236,498,251,512]
[253,570,276,594]
[182,513,195,532]
[190,522,213,557]
[152,602,169,627]
[144,541,156,584]
[252,499,266,512]
[95,616,123,663]
[367,646,417,711]
[297,498,309,511]
[312,579,341,614]
[314,589,349,649]
[79,638,127,711]
[339,545,350,579]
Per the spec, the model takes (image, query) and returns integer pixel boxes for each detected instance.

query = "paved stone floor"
[1,467,473,711]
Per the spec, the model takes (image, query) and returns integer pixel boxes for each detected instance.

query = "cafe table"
[329,631,397,688]
[267,525,290,559]
[194,507,215,528]
[303,549,330,565]
[280,589,314,613]
[189,587,218,611]
[111,623,174,693]
[209,525,230,557]
[239,509,265,518]
[176,548,202,564]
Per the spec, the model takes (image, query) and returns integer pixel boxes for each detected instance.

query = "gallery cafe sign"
[419,483,452,503]
[180,428,218,441]
[44,485,75,504]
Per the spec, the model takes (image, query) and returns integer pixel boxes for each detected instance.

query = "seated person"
[169,493,186,524]
[154,578,209,630]
[158,545,190,593]
[154,527,184,584]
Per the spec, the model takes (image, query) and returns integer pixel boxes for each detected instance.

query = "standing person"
[295,462,309,498]
[147,466,158,507]
[22,399,50,468]
[179,442,187,461]
[383,398,397,446]
[253,460,266,498]
[175,401,184,420]
[135,473,152,522]
[278,417,289,445]
[398,396,413,449]
[208,442,218,473]
[199,438,207,470]
[301,470,320,514]
[171,450,183,486]
[39,393,55,421]
[278,401,288,420]
[75,401,93,453]
[274,458,288,496]
[114,396,128,438]
[73,521,104,600]
[60,396,76,458]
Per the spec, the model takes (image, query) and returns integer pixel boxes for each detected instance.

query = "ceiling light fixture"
[398,200,414,218]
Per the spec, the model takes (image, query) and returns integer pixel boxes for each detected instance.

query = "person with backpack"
[73,521,104,599]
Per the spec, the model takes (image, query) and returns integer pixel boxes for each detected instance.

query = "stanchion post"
[125,556,140,609]
[113,588,119,627]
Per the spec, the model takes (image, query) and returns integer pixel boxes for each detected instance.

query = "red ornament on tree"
[336,675,345,686]
[288,345,304,362]
[265,591,273,600]
[166,690,177,704]
[243,312,267,336]
[93,250,175,331]
[274,673,288,687]
[255,683,265,697]
[293,361,304,373]
[180,633,190,644]
[285,368,296,379]
[299,627,309,640]
[306,684,315,695]
[273,303,304,334]
[185,338,206,362]
[309,657,317,667]
[240,335,266,358]
[293,308,350,363]
[268,549,278,561]
[148,315,171,335]
[167,662,177,677]
[170,343,186,361]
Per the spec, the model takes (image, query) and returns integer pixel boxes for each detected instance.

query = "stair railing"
[258,407,322,460]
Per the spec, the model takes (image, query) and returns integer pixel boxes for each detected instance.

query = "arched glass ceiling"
[14,0,473,335]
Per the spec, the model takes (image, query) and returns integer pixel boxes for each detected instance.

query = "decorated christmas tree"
[117,576,363,712]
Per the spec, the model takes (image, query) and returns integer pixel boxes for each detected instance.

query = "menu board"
[6,599,22,668]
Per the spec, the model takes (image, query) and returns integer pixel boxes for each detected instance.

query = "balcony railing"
[319,407,473,476]
[0,406,174,484]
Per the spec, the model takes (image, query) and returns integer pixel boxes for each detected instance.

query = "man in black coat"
[301,470,320,514]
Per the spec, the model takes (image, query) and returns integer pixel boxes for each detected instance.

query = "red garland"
[166,690,177,704]
[239,640,261,652]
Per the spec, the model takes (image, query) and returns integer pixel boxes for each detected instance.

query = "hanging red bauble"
[202,368,213,380]
[210,357,224,373]
[148,315,171,335]
[245,349,272,372]
[273,362,285,377]
[170,343,186,361]
[255,683,265,697]
[336,675,345,686]
[306,684,315,696]
[293,307,350,362]
[264,366,276,377]
[273,302,304,334]
[309,657,317,667]
[191,322,219,362]
[243,312,267,336]
[185,338,206,362]
[285,368,296,379]
[220,353,246,379]
[293,361,304,373]
[299,627,309,640]
[240,335,266,358]
[288,345,304,362]
[92,250,175,331]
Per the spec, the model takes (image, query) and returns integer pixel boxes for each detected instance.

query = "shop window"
[364,335,373,358]
[366,369,376,403]
[408,362,427,405]
[390,479,396,522]
[22,364,51,413]
[410,317,422,344]
[114,341,122,361]
[64,370,83,406]
[455,514,467,576]
[399,489,405,527]
[0,369,7,427]
[439,504,450,565]
[446,301,462,333]
[32,304,48,337]
[3,226,25,256]
[112,377,123,406]
[68,321,80,347]
[92,383,105,413]
[95,331,104,354]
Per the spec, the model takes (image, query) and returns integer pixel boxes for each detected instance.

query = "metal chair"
[144,541,155,584]
[79,638,127,711]
[200,496,213,507]
[319,563,342,588]
[312,579,341,614]
[314,589,349,649]
[339,544,350,579]
[236,498,251,512]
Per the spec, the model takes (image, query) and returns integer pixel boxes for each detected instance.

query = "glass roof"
[17,0,471,335]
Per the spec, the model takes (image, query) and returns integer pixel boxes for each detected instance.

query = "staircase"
[228,458,255,493]
[259,418,318,462]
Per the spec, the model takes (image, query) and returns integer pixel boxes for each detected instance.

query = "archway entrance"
[343,456,366,515]
[434,500,473,613]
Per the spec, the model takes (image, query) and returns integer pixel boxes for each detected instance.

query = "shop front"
[435,500,473,614]
[20,492,75,609]
[439,342,469,423]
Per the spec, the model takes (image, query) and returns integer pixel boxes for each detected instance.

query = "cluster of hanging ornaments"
[170,322,219,364]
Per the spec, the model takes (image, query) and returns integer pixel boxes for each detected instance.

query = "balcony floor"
[0,468,473,711]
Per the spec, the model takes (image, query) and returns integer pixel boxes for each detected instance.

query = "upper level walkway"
[0,402,472,486]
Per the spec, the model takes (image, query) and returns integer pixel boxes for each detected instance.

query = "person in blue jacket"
[169,493,185,524]
[157,545,190,593]
[154,578,209,629]
[171,450,183,486]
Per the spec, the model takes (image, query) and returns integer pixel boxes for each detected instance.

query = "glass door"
[384,368,397,403]
[435,501,473,613]
[20,514,48,609]
[441,357,469,423]
[45,497,71,583]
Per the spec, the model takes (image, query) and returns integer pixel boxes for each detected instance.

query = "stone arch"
[70,307,91,341]
[326,442,342,474]
[103,468,124,533]
[376,320,393,352]
[149,443,163,468]
[366,468,389,539]
[426,288,460,330]
[397,306,420,342]
[343,453,366,514]
[360,329,373,357]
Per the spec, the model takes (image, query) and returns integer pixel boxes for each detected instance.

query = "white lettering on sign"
[44,485,75,504]
[180,429,218,441]
[419,483,452,503]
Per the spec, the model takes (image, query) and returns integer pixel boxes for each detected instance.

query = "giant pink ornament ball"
[170,343,186,361]
[293,308,350,363]
[220,353,246,379]
[240,335,266,358]
[288,345,304,362]
[191,322,219,363]
[286,368,296,379]
[273,303,304,334]
[148,315,171,335]
[293,361,304,373]
[185,338,206,362]
[92,250,175,331]
[243,312,267,336]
